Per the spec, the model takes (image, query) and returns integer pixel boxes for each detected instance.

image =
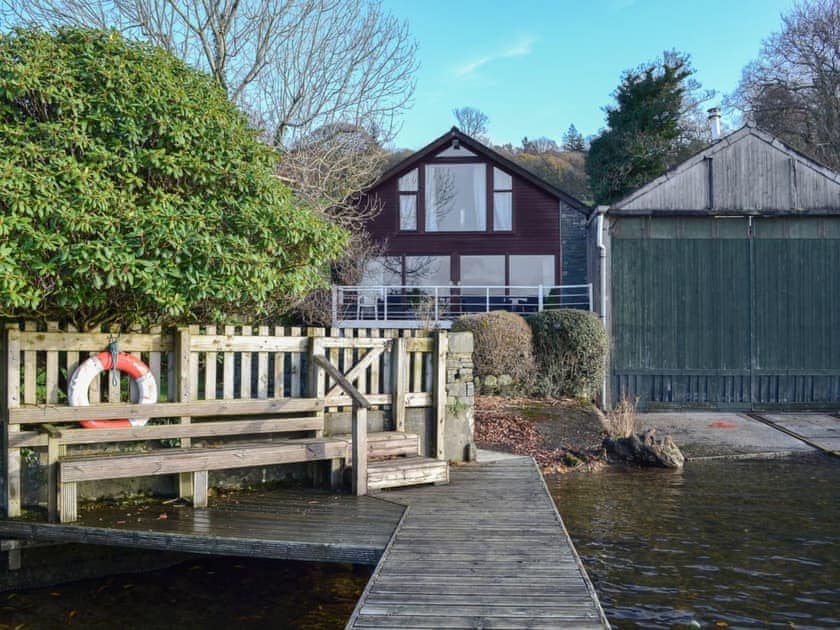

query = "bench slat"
[59,438,350,483]
[50,417,325,445]
[11,397,324,424]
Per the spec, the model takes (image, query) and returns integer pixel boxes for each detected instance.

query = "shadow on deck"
[0,487,405,566]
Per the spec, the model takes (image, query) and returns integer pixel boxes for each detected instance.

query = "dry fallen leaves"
[475,396,603,474]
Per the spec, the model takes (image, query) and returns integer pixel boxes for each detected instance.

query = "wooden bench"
[28,397,350,523]
[58,436,350,522]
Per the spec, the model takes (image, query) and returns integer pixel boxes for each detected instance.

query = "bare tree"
[3,0,417,213]
[728,0,840,169]
[453,106,489,141]
[521,136,560,155]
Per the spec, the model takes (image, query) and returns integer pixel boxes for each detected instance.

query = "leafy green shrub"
[0,27,346,330]
[451,311,536,393]
[529,309,608,398]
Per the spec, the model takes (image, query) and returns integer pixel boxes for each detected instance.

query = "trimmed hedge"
[528,309,608,398]
[451,311,536,392]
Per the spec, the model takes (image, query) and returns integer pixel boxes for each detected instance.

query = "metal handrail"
[331,283,593,327]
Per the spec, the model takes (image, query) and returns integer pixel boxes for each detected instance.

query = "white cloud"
[455,36,536,77]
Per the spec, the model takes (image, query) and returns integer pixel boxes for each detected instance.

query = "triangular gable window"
[435,145,477,158]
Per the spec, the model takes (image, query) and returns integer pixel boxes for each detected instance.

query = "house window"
[406,256,450,287]
[435,145,477,158]
[509,255,555,296]
[398,169,418,231]
[460,255,505,296]
[425,164,487,231]
[493,167,513,231]
[361,257,402,287]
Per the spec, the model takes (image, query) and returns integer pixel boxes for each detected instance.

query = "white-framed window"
[398,169,418,231]
[460,255,505,296]
[493,167,513,231]
[406,255,450,287]
[361,257,402,286]
[425,164,487,232]
[509,255,555,296]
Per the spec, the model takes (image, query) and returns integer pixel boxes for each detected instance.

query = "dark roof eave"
[606,207,840,217]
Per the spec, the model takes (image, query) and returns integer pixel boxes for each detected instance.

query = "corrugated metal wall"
[611,216,840,409]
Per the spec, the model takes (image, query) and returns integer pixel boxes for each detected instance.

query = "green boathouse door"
[610,216,840,409]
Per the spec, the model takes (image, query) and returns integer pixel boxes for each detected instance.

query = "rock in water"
[604,428,685,468]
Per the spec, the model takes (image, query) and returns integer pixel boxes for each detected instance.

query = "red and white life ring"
[68,351,158,429]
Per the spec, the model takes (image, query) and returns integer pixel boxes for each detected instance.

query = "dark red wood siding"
[363,162,563,283]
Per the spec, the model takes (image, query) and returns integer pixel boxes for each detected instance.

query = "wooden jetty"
[0,457,609,628]
[0,487,404,566]
[347,457,609,629]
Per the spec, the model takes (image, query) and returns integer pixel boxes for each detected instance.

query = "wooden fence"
[0,322,446,518]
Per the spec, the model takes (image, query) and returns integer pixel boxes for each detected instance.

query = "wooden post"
[435,331,448,461]
[193,471,209,508]
[205,325,217,400]
[312,355,370,496]
[307,330,326,483]
[176,326,195,500]
[392,337,407,432]
[308,330,325,437]
[289,326,302,397]
[223,325,235,400]
[352,405,368,496]
[3,323,21,518]
[273,325,285,398]
[47,437,60,523]
[59,479,77,523]
[257,325,269,399]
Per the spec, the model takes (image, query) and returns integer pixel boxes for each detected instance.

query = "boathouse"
[592,123,840,409]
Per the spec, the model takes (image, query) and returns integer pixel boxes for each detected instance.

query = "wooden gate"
[611,216,840,408]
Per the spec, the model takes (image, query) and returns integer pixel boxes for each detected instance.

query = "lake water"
[1,557,369,628]
[549,455,840,629]
[4,456,838,629]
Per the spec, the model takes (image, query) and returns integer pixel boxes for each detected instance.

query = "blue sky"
[380,0,797,150]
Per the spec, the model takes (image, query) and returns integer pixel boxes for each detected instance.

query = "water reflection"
[550,456,840,629]
[2,557,370,629]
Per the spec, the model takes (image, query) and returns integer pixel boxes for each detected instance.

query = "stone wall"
[444,331,475,462]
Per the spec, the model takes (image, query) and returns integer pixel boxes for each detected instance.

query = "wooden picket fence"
[0,321,446,519]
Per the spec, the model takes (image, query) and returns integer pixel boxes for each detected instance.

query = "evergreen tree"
[587,52,708,204]
[0,28,346,330]
[562,124,586,152]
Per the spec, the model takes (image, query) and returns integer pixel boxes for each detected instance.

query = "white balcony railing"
[331,284,593,328]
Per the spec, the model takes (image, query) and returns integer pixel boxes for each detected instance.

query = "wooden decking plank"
[0,488,404,566]
[346,457,609,629]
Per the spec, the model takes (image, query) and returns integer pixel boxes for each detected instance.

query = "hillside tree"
[729,0,840,170]
[586,51,712,204]
[0,27,346,330]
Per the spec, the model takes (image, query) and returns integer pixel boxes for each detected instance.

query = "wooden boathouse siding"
[595,126,840,409]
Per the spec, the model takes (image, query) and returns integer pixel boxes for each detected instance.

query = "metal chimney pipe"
[707,107,722,141]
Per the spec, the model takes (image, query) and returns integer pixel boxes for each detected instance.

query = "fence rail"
[332,283,593,328]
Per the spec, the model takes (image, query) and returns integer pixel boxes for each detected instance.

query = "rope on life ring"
[68,351,158,429]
